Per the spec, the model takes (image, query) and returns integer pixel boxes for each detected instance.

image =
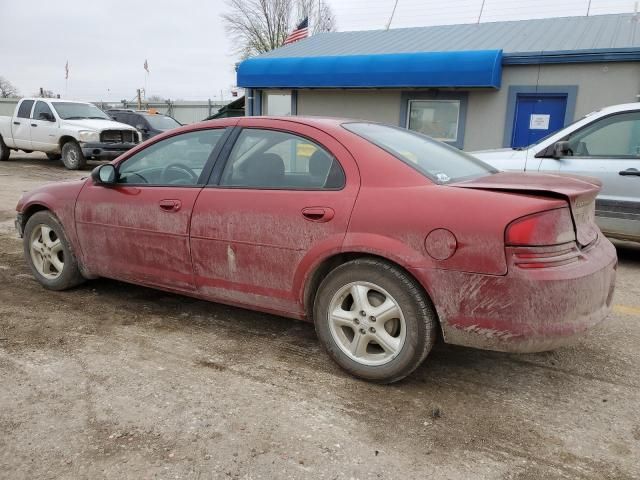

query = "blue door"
[511,94,567,148]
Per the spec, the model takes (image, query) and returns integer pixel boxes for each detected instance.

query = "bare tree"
[223,0,336,59]
[146,95,166,102]
[0,76,20,98]
[297,0,335,34]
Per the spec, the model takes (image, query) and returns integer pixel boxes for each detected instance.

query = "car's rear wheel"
[0,137,10,161]
[46,153,62,161]
[61,141,86,170]
[23,211,85,290]
[314,258,438,383]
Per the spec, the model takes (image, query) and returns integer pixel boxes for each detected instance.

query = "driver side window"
[118,129,225,185]
[566,111,640,157]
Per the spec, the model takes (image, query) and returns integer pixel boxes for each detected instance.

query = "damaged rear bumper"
[411,236,617,353]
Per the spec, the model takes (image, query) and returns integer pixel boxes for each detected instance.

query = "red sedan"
[15,117,617,383]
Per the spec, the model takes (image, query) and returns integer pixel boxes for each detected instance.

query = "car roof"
[22,98,92,104]
[593,102,640,115]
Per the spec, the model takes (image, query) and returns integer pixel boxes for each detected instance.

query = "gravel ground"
[1,153,639,480]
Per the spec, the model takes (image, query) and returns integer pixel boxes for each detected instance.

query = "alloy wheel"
[328,281,406,366]
[29,224,64,280]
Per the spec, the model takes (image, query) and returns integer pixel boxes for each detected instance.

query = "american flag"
[144,59,149,73]
[284,17,308,45]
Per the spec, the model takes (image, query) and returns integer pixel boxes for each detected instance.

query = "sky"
[0,0,637,102]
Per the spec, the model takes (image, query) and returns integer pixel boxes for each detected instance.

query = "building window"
[407,100,460,142]
[262,91,292,116]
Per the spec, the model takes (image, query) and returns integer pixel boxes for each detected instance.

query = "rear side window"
[344,122,496,184]
[131,114,145,127]
[17,100,34,119]
[219,129,345,189]
[115,113,132,125]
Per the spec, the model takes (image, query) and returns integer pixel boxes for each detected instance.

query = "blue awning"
[237,50,503,89]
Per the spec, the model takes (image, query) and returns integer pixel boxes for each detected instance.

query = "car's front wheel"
[61,141,86,170]
[23,211,85,290]
[314,258,438,383]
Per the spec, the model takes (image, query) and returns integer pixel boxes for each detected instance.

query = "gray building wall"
[269,61,640,151]
[297,89,401,124]
[465,62,640,150]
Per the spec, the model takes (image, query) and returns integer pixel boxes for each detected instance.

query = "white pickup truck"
[0,98,140,169]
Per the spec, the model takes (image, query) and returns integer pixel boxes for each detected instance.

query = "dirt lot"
[1,153,639,480]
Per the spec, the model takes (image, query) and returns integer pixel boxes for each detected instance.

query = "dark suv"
[107,110,181,141]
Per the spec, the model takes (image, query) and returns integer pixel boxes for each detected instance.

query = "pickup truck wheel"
[61,141,86,170]
[314,258,438,383]
[46,153,62,161]
[23,211,85,291]
[0,137,9,161]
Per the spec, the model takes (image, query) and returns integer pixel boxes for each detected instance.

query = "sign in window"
[407,100,460,142]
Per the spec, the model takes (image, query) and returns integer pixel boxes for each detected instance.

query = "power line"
[386,0,400,29]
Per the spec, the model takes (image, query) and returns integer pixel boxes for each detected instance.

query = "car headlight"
[78,130,100,143]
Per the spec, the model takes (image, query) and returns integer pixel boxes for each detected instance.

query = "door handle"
[619,168,640,177]
[302,207,335,222]
[31,123,37,127]
[13,121,20,125]
[159,199,181,212]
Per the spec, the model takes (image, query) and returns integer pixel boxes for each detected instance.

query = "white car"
[473,103,640,242]
[0,98,139,169]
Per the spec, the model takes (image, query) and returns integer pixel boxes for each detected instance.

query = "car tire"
[0,136,9,161]
[314,258,438,383]
[61,141,86,170]
[46,153,62,161]
[23,211,85,291]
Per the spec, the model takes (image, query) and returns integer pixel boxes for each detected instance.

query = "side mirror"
[39,112,55,122]
[552,141,572,158]
[91,164,117,185]
[136,124,147,132]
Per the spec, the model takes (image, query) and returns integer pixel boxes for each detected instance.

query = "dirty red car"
[15,117,617,383]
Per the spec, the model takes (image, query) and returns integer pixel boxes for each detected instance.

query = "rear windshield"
[145,115,181,130]
[344,122,497,184]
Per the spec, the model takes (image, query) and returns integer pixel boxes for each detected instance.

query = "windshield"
[344,122,497,184]
[145,115,180,130]
[52,102,110,120]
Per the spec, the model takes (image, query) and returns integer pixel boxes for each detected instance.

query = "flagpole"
[65,60,69,98]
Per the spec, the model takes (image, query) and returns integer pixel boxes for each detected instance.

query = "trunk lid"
[452,172,600,247]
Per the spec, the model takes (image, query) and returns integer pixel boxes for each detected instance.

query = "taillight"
[505,207,575,246]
